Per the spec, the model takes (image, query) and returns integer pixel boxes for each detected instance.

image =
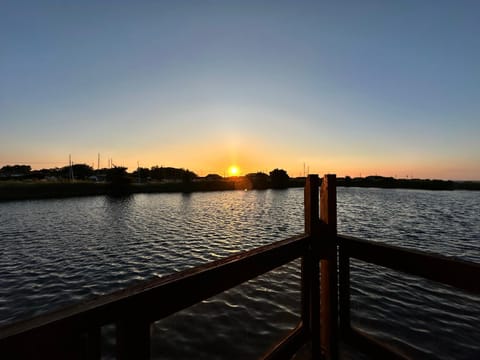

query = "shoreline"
[0,177,479,202]
[0,179,305,202]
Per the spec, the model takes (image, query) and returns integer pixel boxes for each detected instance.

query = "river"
[1,187,479,359]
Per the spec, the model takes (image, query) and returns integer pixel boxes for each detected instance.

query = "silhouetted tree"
[106,166,132,196]
[344,176,352,186]
[150,166,197,181]
[0,165,31,177]
[132,167,151,182]
[269,168,290,189]
[246,172,269,189]
[182,169,196,184]
[72,164,94,179]
[58,164,93,180]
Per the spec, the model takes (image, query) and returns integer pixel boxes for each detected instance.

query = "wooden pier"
[1,174,479,359]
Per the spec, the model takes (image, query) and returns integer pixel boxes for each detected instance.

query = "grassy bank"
[0,180,268,202]
[0,181,108,201]
[337,176,480,191]
[1,176,478,202]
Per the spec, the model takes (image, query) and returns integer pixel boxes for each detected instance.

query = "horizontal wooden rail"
[346,328,409,360]
[338,234,480,294]
[338,233,480,360]
[261,322,308,360]
[0,234,310,358]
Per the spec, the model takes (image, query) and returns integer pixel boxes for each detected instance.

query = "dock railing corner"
[1,173,479,360]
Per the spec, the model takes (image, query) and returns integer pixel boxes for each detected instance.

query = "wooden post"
[84,327,101,360]
[302,175,321,358]
[339,246,351,339]
[304,174,319,236]
[320,174,338,360]
[116,318,150,360]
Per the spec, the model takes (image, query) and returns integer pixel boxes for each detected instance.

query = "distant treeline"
[0,164,296,200]
[1,164,478,201]
[0,164,292,187]
[337,176,480,191]
[0,164,198,182]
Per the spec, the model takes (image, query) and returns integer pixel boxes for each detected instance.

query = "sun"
[228,166,240,176]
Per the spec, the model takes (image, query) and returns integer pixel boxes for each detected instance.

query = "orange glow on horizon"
[18,144,478,181]
[228,166,240,176]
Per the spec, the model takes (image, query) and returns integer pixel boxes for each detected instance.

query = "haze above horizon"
[1,1,479,180]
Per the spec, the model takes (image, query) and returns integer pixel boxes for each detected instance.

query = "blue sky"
[1,1,479,179]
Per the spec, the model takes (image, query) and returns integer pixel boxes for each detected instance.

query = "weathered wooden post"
[320,174,338,359]
[84,327,101,360]
[302,175,321,358]
[116,318,150,360]
[339,239,351,340]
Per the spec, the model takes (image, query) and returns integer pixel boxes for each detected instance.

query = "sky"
[1,1,479,180]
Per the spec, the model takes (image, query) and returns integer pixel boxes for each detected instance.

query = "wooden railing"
[0,234,312,360]
[1,175,479,359]
[338,234,480,359]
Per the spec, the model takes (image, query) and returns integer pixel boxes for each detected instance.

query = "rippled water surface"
[1,188,479,359]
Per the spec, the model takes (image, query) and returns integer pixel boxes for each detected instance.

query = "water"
[1,188,479,359]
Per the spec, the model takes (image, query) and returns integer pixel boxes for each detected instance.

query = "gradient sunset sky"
[1,1,479,180]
